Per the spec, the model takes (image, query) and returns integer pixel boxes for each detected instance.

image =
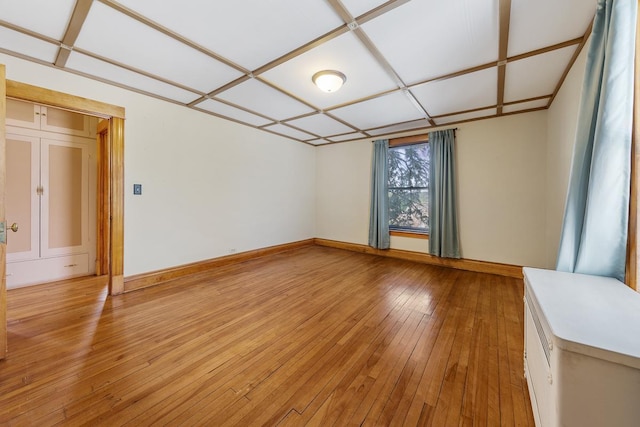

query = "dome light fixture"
[312,70,346,93]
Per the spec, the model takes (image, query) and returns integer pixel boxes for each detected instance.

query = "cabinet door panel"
[6,101,93,137]
[41,106,91,137]
[6,99,39,129]
[524,300,552,427]
[6,253,90,289]
[5,133,39,262]
[41,139,89,257]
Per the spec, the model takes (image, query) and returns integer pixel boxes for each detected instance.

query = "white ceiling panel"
[115,0,343,71]
[75,2,243,93]
[362,0,499,84]
[435,108,496,125]
[411,67,497,117]
[217,79,314,120]
[340,0,389,19]
[328,132,368,142]
[66,52,201,104]
[196,99,272,127]
[261,32,397,109]
[331,91,425,130]
[504,46,577,103]
[0,26,59,64]
[503,98,549,114]
[263,123,316,141]
[0,0,76,40]
[509,0,596,56]
[366,119,432,136]
[286,113,355,137]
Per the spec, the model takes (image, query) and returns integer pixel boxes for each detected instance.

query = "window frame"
[388,134,430,239]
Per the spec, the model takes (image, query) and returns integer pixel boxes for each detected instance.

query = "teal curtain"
[428,129,460,258]
[369,139,390,249]
[556,0,637,281]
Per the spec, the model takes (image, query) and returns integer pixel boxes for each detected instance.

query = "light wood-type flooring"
[0,245,534,426]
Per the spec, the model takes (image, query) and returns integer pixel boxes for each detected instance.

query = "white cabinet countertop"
[523,267,640,370]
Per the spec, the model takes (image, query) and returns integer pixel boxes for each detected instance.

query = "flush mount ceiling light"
[312,70,346,93]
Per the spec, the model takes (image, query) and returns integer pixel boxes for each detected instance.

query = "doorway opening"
[5,80,124,296]
[6,99,98,288]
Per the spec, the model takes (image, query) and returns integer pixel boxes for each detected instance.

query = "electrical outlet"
[133,184,142,195]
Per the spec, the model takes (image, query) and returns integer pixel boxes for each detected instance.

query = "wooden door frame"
[1,64,7,358]
[4,79,125,295]
[626,6,639,291]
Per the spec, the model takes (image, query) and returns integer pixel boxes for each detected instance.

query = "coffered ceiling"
[0,0,596,145]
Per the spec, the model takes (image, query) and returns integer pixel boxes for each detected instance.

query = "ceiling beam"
[504,94,552,105]
[281,110,360,134]
[546,23,593,108]
[496,0,512,115]
[409,61,498,88]
[55,0,94,68]
[356,0,411,25]
[327,0,353,23]
[252,26,349,77]
[326,0,436,125]
[198,96,278,123]
[72,46,206,96]
[99,0,248,74]
[187,75,251,107]
[257,77,322,112]
[508,36,584,63]
[0,20,59,45]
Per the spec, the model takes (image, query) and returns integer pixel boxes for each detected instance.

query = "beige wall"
[315,140,370,244]
[1,53,316,277]
[545,41,589,267]
[457,112,547,267]
[316,111,549,268]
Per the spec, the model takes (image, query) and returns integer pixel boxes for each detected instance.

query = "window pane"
[389,189,429,231]
[388,143,430,232]
[388,143,429,188]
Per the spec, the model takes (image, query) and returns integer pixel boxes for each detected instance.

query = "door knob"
[8,223,18,232]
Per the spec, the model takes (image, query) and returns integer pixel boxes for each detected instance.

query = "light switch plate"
[133,184,142,195]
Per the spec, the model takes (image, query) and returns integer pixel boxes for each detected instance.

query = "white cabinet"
[5,100,97,288]
[523,268,640,427]
[6,98,96,137]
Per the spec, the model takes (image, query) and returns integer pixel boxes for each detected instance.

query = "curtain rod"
[371,127,458,143]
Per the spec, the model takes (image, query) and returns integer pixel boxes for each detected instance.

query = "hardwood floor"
[0,246,534,426]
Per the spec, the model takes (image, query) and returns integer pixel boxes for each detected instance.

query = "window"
[388,141,430,234]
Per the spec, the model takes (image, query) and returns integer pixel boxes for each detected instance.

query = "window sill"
[390,230,429,240]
